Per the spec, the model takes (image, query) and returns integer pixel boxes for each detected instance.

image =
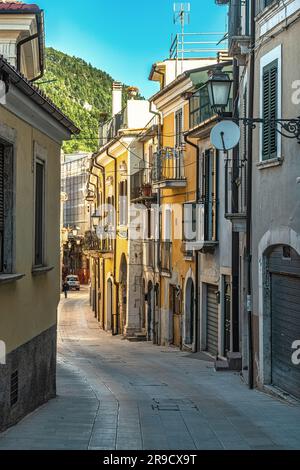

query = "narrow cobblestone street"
[0,287,300,450]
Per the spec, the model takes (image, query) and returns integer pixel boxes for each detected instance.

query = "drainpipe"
[184,134,200,353]
[149,101,162,344]
[246,0,256,390]
[106,148,119,335]
[232,57,240,354]
[94,157,106,330]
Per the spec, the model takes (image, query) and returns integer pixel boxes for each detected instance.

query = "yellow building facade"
[0,4,78,431]
[85,86,156,338]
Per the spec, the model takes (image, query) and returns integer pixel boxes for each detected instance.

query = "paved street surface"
[0,287,300,450]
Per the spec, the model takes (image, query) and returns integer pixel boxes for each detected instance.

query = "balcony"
[227,0,251,64]
[189,84,232,130]
[83,230,113,257]
[160,241,172,275]
[153,148,186,189]
[131,169,156,203]
[99,110,125,147]
[184,203,218,254]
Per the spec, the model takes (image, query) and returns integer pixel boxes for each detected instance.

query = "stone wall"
[0,325,57,432]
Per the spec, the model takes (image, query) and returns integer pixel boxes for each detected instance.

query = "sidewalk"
[0,289,299,450]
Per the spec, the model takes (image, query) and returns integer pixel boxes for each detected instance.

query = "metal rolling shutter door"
[207,284,219,356]
[270,246,300,399]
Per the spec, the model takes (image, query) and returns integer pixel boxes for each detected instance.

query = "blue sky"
[38,0,228,97]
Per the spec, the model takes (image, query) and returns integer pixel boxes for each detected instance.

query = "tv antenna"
[173,3,191,74]
[173,2,190,32]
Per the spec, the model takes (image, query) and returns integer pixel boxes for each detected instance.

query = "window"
[0,141,13,273]
[256,0,276,13]
[34,159,45,266]
[183,203,197,241]
[201,149,218,241]
[175,109,183,148]
[262,59,278,160]
[119,180,128,225]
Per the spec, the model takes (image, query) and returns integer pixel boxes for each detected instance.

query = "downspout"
[246,0,255,390]
[94,157,106,330]
[106,148,119,335]
[184,133,200,353]
[232,57,240,353]
[149,101,162,344]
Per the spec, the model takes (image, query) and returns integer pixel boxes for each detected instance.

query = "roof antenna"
[173,3,191,75]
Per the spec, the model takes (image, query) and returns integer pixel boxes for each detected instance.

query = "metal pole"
[246,0,256,390]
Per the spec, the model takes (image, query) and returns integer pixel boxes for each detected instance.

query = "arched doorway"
[265,244,300,399]
[185,278,194,346]
[106,278,113,331]
[119,254,127,335]
[147,281,153,341]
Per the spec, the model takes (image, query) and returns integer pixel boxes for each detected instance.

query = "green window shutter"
[262,59,278,161]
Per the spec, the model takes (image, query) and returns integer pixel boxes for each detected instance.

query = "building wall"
[159,102,196,347]
[0,105,61,430]
[250,18,300,386]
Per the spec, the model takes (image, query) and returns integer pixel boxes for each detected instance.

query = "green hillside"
[39,47,132,153]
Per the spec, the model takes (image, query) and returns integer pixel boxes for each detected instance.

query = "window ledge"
[255,1,280,22]
[0,273,25,284]
[32,266,54,276]
[257,157,284,169]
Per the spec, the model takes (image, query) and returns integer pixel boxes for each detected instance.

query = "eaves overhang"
[0,55,80,135]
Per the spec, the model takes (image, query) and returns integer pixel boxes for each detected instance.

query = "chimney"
[112,82,122,116]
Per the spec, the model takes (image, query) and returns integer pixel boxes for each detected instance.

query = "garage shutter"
[270,246,300,399]
[207,284,219,356]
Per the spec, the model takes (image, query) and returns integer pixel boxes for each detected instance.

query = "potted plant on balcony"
[141,183,152,198]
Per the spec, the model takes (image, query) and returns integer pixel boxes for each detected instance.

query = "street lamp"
[207,66,232,115]
[68,241,72,250]
[91,212,100,230]
[208,67,300,143]
[76,239,81,246]
[72,227,78,237]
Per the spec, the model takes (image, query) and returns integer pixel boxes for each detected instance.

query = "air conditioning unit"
[215,0,229,4]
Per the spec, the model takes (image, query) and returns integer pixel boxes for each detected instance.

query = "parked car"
[65,275,80,291]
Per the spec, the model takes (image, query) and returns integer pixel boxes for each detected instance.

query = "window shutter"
[35,160,45,266]
[0,144,4,232]
[262,60,278,160]
[175,109,183,148]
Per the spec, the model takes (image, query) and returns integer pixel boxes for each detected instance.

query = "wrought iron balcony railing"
[153,148,186,188]
[99,110,125,147]
[131,169,155,202]
[190,84,232,129]
[83,230,114,255]
[184,203,218,254]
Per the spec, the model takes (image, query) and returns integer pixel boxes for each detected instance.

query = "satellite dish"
[210,120,241,151]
